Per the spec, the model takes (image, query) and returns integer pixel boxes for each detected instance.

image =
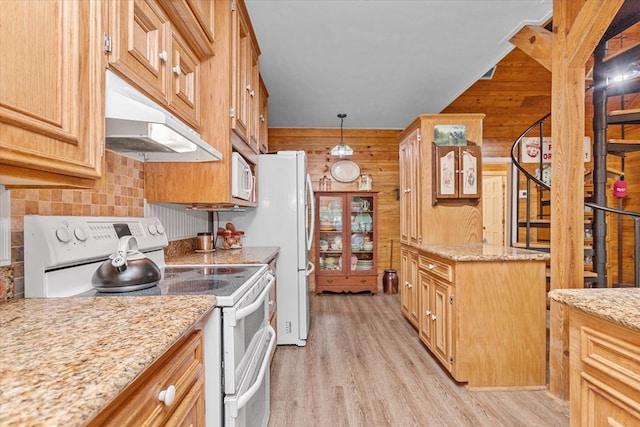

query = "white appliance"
[105,70,222,162]
[231,152,255,201]
[23,215,273,427]
[226,150,315,346]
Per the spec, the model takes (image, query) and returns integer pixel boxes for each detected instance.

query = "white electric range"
[24,215,274,427]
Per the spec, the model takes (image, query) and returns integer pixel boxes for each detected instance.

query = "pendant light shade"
[331,113,353,157]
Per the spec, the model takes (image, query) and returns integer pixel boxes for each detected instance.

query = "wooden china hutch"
[315,192,378,294]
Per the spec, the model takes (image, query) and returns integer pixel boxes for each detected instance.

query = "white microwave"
[231,152,254,201]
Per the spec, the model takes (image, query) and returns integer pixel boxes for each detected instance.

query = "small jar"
[319,175,331,191]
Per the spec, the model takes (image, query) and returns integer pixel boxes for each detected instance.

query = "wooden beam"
[509,26,552,72]
[566,0,625,67]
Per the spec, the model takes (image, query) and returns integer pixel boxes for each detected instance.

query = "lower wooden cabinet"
[400,246,419,328]
[402,247,547,388]
[569,309,640,427]
[88,329,205,426]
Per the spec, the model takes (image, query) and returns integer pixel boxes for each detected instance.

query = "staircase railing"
[510,113,640,287]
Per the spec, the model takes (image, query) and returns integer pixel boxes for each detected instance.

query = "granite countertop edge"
[166,246,279,265]
[0,295,217,427]
[415,243,551,262]
[549,288,640,333]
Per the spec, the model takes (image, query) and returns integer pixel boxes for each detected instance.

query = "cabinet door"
[258,76,269,153]
[434,145,460,199]
[231,5,250,141]
[399,129,421,244]
[431,278,453,371]
[350,194,375,274]
[418,269,433,344]
[109,0,169,103]
[157,0,215,59]
[317,194,345,274]
[247,42,260,153]
[0,0,103,186]
[400,248,419,328]
[169,29,201,129]
[459,146,481,198]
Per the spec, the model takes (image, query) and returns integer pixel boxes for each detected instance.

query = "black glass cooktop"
[76,265,264,298]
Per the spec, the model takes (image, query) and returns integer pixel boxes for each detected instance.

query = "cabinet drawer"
[89,329,204,426]
[579,323,640,392]
[419,255,453,282]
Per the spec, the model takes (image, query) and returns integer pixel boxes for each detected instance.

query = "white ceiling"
[244,0,552,130]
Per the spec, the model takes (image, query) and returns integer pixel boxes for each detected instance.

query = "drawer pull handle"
[428,264,435,270]
[159,385,176,406]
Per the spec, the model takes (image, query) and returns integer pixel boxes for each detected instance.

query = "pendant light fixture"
[331,113,353,157]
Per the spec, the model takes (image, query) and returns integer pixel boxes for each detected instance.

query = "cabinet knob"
[425,310,431,316]
[250,90,255,97]
[159,51,168,61]
[246,84,252,91]
[431,314,437,321]
[259,114,265,122]
[428,264,435,270]
[172,65,181,75]
[158,385,176,406]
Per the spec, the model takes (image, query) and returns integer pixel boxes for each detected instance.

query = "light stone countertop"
[0,295,217,427]
[166,246,279,265]
[548,288,640,333]
[416,243,551,262]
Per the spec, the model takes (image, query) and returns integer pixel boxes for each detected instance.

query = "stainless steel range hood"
[105,70,222,162]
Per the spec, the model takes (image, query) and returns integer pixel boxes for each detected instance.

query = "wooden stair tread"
[608,109,640,125]
[607,138,640,154]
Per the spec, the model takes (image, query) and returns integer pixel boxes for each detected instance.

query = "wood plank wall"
[267,128,400,292]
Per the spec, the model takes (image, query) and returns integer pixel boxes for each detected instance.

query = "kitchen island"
[0,295,216,426]
[549,288,640,426]
[401,243,549,388]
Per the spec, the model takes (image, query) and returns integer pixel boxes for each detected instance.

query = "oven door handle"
[231,325,276,416]
[231,273,275,326]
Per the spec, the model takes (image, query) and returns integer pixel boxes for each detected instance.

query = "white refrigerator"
[226,151,315,346]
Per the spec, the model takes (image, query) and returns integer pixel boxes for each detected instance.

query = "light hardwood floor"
[269,292,569,427]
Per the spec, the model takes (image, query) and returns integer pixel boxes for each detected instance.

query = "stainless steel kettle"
[91,235,161,292]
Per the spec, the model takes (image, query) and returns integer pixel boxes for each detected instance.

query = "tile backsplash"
[6,151,145,299]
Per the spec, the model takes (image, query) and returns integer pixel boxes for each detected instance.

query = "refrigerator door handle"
[305,173,315,251]
[306,261,315,276]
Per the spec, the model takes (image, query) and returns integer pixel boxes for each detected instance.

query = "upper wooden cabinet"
[399,114,485,246]
[145,0,265,207]
[399,129,421,245]
[258,75,269,153]
[107,0,201,130]
[0,0,104,187]
[157,0,215,59]
[231,0,261,154]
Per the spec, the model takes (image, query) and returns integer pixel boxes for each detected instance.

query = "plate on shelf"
[339,255,358,269]
[351,234,364,248]
[331,160,360,183]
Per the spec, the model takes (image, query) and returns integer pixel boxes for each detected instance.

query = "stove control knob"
[74,227,88,242]
[55,227,72,243]
[156,224,165,234]
[148,224,157,235]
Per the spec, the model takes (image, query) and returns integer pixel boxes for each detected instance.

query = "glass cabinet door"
[349,194,374,272]
[318,194,344,272]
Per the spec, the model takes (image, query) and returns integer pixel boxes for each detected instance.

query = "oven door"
[222,273,274,394]
[224,325,275,427]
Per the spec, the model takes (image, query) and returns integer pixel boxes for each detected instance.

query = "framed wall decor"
[434,124,467,146]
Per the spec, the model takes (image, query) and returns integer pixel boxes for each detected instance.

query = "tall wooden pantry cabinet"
[315,192,378,294]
